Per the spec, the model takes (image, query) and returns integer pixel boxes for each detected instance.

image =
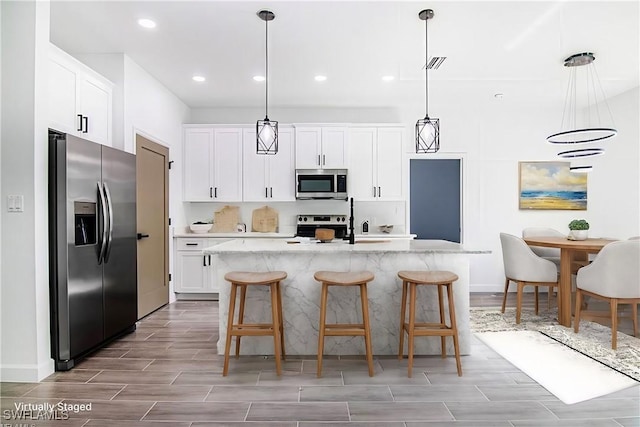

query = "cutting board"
[252,206,278,233]
[212,205,239,232]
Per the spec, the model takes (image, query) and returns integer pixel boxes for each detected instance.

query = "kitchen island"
[204,239,488,356]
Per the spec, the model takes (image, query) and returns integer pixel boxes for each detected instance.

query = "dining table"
[523,236,617,327]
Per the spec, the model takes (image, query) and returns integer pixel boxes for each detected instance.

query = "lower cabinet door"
[175,251,209,293]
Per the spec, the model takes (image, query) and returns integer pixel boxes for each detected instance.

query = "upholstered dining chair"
[522,227,564,309]
[574,240,640,349]
[522,227,563,265]
[500,233,559,323]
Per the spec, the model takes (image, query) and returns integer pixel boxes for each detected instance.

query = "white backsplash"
[184,200,406,235]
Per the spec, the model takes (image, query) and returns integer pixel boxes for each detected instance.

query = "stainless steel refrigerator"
[49,131,137,370]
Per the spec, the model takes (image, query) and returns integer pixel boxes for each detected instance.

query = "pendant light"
[547,52,617,162]
[415,9,440,154]
[256,10,278,155]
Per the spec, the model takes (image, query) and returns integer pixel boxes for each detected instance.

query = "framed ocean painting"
[519,162,587,210]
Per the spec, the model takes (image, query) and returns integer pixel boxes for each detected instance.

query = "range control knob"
[298,216,303,222]
[341,217,346,222]
[303,217,308,221]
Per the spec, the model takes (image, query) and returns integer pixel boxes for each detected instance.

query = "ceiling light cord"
[264,16,269,120]
[424,14,429,119]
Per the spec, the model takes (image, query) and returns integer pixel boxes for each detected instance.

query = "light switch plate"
[7,195,24,212]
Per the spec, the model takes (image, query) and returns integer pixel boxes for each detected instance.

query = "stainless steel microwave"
[295,169,348,200]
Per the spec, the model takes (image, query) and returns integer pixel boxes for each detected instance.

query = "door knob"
[137,233,150,240]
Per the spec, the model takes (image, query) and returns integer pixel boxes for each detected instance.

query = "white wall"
[1,0,54,381]
[190,89,640,293]
[394,88,640,291]
[123,56,190,230]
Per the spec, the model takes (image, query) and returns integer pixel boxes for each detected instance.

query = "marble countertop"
[204,238,489,254]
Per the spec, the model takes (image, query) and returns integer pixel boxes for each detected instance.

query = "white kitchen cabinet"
[295,126,348,169]
[173,238,231,295]
[243,127,295,201]
[49,43,113,146]
[348,127,403,201]
[183,127,243,202]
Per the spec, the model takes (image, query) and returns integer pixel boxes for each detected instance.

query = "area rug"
[470,307,640,382]
[476,330,637,404]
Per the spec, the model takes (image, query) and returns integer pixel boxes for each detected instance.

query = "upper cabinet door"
[48,44,113,146]
[183,128,214,201]
[213,128,243,201]
[295,127,322,169]
[268,128,295,201]
[321,127,348,169]
[376,128,403,200]
[242,129,268,202]
[49,57,79,135]
[348,128,376,201]
[79,78,112,146]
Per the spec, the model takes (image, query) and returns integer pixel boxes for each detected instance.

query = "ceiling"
[50,1,639,111]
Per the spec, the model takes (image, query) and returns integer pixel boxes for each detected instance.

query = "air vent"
[424,56,447,70]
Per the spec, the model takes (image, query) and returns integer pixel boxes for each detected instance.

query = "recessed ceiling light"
[314,75,327,82]
[382,76,395,82]
[137,18,156,29]
[192,75,206,82]
[253,75,265,82]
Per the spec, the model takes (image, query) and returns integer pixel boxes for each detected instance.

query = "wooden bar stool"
[314,271,375,377]
[223,271,287,376]
[398,270,462,377]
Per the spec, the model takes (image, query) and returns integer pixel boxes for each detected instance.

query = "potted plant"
[568,219,589,240]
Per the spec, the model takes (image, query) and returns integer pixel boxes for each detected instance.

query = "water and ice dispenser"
[74,201,97,246]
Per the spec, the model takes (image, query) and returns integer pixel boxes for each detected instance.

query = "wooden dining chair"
[575,240,640,349]
[500,233,559,323]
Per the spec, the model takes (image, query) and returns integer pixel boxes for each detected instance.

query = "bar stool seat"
[314,270,375,377]
[398,270,462,377]
[223,271,287,376]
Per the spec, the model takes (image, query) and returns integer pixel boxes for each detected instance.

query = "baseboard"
[0,359,55,382]
[175,293,219,301]
[471,283,558,294]
[470,284,504,293]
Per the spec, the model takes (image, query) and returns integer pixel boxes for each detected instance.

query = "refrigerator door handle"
[103,182,114,263]
[97,182,109,264]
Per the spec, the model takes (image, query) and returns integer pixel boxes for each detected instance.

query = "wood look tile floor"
[1,294,638,426]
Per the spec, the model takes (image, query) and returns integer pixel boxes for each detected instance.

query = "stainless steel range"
[296,214,348,239]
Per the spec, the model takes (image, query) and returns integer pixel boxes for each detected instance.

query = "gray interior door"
[410,159,461,243]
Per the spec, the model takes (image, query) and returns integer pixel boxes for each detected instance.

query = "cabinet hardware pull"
[378,187,381,197]
[323,154,326,165]
[209,187,213,198]
[203,255,206,266]
[214,187,217,198]
[373,186,376,197]
[265,187,268,198]
[270,187,273,198]
[208,255,211,265]
[317,155,321,165]
[83,116,89,133]
[77,114,83,132]
[186,243,198,246]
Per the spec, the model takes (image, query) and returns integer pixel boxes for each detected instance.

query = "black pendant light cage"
[546,52,617,146]
[257,118,278,154]
[256,10,278,155]
[416,117,440,153]
[415,8,440,154]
